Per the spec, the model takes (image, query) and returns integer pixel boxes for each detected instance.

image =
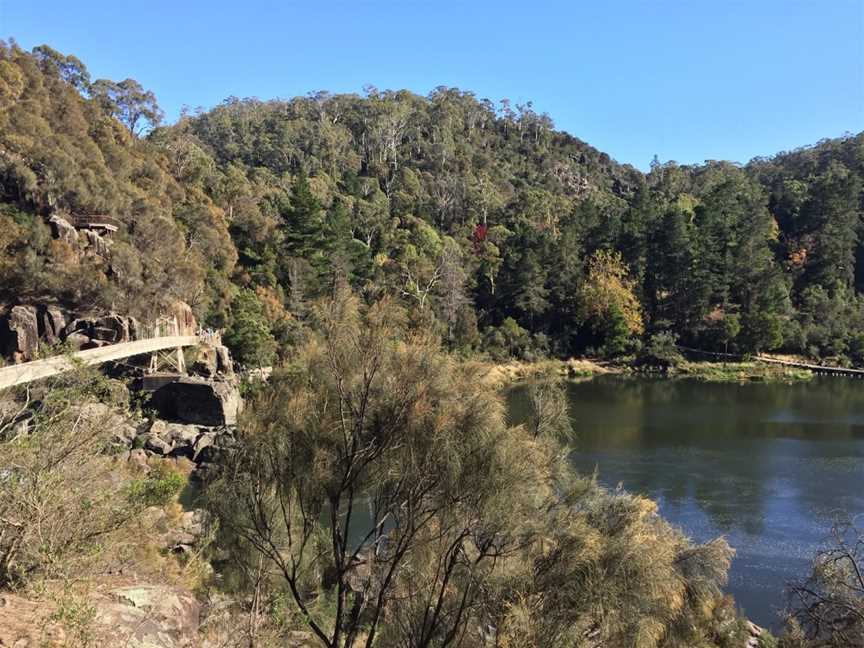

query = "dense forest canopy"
[2,41,863,365]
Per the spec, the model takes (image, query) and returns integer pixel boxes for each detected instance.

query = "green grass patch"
[675,361,813,383]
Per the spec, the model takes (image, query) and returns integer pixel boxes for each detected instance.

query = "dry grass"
[473,357,613,389]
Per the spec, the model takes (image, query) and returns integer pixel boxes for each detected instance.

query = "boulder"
[90,314,132,343]
[144,419,201,459]
[0,584,201,648]
[63,317,94,339]
[176,378,241,426]
[38,305,68,344]
[1,306,140,361]
[190,344,218,378]
[192,431,217,462]
[166,509,211,551]
[191,343,235,379]
[151,378,242,427]
[126,448,151,473]
[170,301,197,337]
[144,434,173,456]
[58,313,138,347]
[190,428,238,477]
[111,422,139,446]
[97,585,200,648]
[162,422,201,447]
[64,331,92,350]
[48,214,79,245]
[179,509,210,538]
[138,420,202,458]
[1,305,39,362]
[83,228,111,258]
[214,344,234,376]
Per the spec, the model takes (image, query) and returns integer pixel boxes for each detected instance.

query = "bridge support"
[147,347,186,375]
[145,316,187,375]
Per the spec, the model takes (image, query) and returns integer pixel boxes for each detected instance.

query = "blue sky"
[2,0,862,169]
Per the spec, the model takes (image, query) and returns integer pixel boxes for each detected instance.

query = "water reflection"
[507,376,864,629]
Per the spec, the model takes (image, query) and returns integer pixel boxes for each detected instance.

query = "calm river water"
[507,375,864,629]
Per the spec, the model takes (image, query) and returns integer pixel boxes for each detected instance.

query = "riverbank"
[478,357,814,387]
[476,358,613,389]
[672,360,813,383]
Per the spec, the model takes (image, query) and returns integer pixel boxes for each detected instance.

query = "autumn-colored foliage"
[579,249,644,335]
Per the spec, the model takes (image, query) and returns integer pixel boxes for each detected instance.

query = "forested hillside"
[2,41,863,365]
[0,42,236,320]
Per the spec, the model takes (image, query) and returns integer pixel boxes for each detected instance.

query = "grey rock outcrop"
[83,228,111,258]
[0,584,201,648]
[191,343,235,379]
[174,378,241,426]
[144,434,174,456]
[190,345,218,378]
[127,447,150,472]
[192,430,217,462]
[48,214,80,246]
[167,509,211,552]
[64,331,91,350]
[171,301,197,337]
[137,420,202,458]
[90,314,133,343]
[162,421,201,448]
[63,317,93,338]
[149,377,242,427]
[0,305,40,362]
[39,305,68,344]
[63,313,138,344]
[98,585,201,648]
[132,418,241,466]
[214,344,234,376]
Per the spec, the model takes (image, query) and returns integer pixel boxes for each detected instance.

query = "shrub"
[125,464,185,508]
[223,289,278,367]
[0,370,159,588]
[639,331,685,368]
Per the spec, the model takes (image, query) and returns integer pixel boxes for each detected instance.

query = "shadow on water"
[507,375,864,630]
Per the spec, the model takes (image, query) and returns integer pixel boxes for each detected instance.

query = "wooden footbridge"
[0,334,200,391]
[755,355,864,378]
[676,345,864,378]
[0,314,220,392]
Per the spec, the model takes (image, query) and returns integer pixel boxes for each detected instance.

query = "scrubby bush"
[0,370,175,588]
[639,330,685,368]
[784,519,864,647]
[205,293,741,647]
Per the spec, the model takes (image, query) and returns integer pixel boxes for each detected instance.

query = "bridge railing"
[70,214,121,231]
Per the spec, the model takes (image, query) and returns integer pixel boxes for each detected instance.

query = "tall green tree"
[90,77,164,136]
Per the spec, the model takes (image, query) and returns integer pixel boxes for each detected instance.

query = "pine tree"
[279,173,332,297]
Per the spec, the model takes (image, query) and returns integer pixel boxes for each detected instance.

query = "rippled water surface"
[507,376,864,629]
